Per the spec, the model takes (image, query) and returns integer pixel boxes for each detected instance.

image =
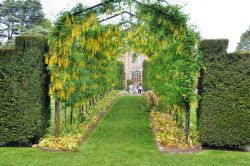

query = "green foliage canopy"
[46,1,201,141]
[0,0,45,40]
[236,26,250,52]
[135,3,201,109]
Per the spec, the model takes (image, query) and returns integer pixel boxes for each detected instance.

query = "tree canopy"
[0,0,45,40]
[236,26,250,52]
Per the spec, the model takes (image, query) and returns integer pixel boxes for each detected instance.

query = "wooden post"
[175,110,179,123]
[70,108,73,125]
[180,111,183,128]
[64,107,67,128]
[55,99,60,135]
[185,102,190,144]
[78,107,82,119]
[85,103,88,113]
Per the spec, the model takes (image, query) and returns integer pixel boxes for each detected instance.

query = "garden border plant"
[144,91,201,153]
[38,90,121,151]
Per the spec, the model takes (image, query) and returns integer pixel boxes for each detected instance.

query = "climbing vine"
[45,1,201,144]
[135,3,201,144]
[46,11,123,107]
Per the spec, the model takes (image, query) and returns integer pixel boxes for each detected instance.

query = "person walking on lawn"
[137,83,143,94]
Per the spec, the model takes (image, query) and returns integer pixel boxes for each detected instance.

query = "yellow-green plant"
[46,1,201,143]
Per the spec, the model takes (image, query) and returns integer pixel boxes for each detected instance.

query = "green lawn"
[0,96,249,166]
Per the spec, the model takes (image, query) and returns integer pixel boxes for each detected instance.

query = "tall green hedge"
[198,39,250,147]
[0,36,50,146]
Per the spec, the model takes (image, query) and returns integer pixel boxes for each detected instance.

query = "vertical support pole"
[70,108,73,125]
[185,101,190,144]
[64,107,67,128]
[55,99,60,135]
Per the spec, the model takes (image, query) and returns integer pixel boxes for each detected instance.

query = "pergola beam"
[99,13,122,23]
[99,10,136,23]
[72,0,159,16]
[72,0,170,26]
[69,0,169,35]
[119,20,137,26]
[72,0,113,16]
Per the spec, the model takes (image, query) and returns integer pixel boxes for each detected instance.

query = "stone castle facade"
[120,51,147,86]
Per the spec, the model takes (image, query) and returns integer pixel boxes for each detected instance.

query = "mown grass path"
[0,96,249,166]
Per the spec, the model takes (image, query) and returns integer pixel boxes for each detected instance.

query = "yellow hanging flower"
[176,44,183,54]
[127,30,132,40]
[65,16,70,28]
[54,80,63,90]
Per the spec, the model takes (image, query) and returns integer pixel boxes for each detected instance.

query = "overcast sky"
[41,0,250,52]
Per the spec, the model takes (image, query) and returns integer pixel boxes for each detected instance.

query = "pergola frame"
[71,0,170,28]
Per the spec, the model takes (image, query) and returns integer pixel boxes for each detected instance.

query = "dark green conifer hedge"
[0,36,50,146]
[198,39,250,147]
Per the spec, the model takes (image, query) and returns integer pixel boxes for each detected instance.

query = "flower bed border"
[150,118,202,154]
[156,141,202,154]
[35,92,121,152]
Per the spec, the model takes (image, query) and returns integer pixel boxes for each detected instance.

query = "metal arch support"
[68,0,170,32]
[72,0,114,16]
[99,10,136,23]
[119,20,137,26]
[72,0,168,16]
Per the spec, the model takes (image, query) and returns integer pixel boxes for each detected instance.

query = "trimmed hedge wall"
[198,39,250,147]
[0,36,50,146]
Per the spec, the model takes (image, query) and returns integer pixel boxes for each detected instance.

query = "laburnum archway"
[45,0,201,144]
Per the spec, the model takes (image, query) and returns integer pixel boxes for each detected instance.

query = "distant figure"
[129,84,134,93]
[137,83,143,94]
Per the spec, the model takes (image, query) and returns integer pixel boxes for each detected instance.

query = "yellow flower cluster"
[46,12,125,107]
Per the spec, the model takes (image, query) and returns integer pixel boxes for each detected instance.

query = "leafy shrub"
[39,135,80,151]
[198,39,250,147]
[141,91,158,112]
[0,36,50,146]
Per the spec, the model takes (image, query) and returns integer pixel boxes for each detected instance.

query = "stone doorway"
[132,70,141,86]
